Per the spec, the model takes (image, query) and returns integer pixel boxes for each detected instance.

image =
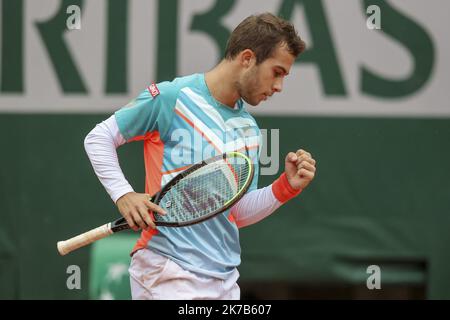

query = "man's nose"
[273,78,283,93]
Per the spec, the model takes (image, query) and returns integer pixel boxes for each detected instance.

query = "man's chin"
[242,97,262,106]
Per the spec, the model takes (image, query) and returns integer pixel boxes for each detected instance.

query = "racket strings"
[154,157,250,224]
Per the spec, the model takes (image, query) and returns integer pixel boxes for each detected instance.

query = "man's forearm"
[230,185,282,228]
[230,173,302,228]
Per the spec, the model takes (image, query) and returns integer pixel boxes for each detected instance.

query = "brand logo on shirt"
[148,83,160,98]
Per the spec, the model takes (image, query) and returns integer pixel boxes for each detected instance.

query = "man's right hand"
[116,192,167,231]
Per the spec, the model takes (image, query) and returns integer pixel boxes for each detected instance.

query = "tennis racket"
[57,151,254,256]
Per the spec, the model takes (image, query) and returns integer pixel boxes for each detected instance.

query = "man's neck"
[204,60,241,108]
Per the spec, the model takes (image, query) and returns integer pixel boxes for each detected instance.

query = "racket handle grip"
[57,223,113,256]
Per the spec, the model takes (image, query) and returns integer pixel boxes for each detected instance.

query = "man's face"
[237,44,296,106]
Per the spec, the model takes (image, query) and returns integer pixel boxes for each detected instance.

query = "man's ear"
[239,49,255,68]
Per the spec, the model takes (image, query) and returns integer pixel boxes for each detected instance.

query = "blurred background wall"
[1,0,449,299]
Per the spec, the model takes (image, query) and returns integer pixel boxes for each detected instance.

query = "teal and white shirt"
[85,73,284,280]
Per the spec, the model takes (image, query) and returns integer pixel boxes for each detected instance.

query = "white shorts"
[129,248,240,300]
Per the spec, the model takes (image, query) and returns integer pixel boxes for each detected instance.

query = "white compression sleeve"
[230,185,282,228]
[84,115,134,203]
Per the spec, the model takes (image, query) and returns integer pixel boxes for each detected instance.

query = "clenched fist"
[284,149,316,190]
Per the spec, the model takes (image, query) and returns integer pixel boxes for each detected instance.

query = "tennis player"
[84,13,316,299]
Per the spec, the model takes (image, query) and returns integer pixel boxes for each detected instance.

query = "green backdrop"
[1,114,449,299]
